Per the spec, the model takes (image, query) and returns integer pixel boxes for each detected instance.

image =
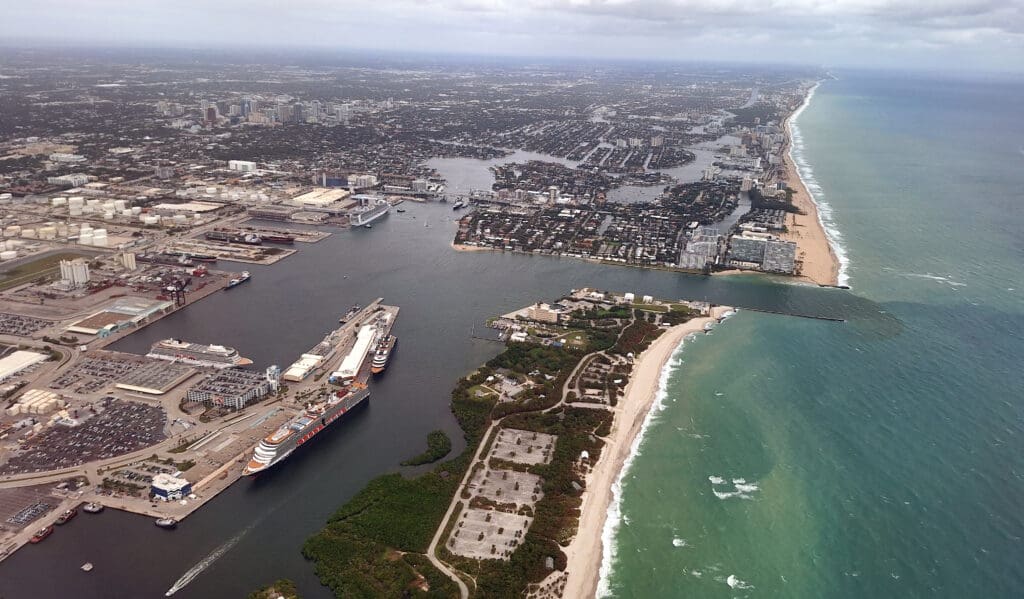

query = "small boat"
[227,271,251,288]
[396,208,406,213]
[154,518,178,529]
[363,223,372,229]
[30,525,53,543]
[83,502,104,514]
[55,508,78,525]
[81,563,94,572]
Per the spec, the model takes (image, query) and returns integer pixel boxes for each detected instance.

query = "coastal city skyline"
[1,3,1022,599]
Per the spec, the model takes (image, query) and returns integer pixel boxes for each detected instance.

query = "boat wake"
[789,81,851,287]
[164,523,255,596]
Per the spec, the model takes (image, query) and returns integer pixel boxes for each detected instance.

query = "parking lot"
[489,428,556,466]
[0,398,167,475]
[0,313,51,337]
[448,508,533,560]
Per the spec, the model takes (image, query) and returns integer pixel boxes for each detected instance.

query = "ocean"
[600,71,1024,598]
[0,70,1020,599]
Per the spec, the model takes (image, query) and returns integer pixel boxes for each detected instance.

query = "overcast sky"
[4,0,1023,72]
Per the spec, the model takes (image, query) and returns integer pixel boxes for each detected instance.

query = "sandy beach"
[778,107,841,287]
[450,242,498,252]
[561,306,734,599]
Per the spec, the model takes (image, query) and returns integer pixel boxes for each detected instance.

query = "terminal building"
[151,473,192,501]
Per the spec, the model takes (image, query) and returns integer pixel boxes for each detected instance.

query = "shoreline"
[562,306,734,598]
[778,83,842,287]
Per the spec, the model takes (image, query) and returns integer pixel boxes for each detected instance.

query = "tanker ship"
[243,385,370,475]
[147,339,253,369]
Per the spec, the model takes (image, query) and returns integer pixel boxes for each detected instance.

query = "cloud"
[2,0,1022,71]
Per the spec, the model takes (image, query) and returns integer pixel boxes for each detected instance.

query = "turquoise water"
[602,72,1024,598]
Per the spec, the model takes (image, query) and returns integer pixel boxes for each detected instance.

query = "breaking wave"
[789,81,851,287]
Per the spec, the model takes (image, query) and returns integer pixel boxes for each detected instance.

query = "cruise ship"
[243,385,370,475]
[350,200,390,227]
[148,339,253,369]
[371,335,397,374]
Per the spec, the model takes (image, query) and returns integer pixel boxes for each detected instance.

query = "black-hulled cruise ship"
[243,385,370,475]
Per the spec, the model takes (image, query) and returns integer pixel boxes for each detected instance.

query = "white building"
[59,258,90,288]
[228,160,258,172]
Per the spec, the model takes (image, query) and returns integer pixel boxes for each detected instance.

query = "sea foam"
[597,334,702,597]
[789,81,851,287]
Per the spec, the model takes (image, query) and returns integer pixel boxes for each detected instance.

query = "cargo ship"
[148,339,253,369]
[206,230,263,245]
[243,385,370,475]
[371,335,397,374]
[260,233,295,244]
[227,271,251,288]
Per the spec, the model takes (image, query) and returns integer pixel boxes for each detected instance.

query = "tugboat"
[83,502,104,514]
[154,517,178,529]
[55,507,78,525]
[30,525,54,543]
[227,271,251,288]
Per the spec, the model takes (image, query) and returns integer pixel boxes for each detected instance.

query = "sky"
[3,0,1023,73]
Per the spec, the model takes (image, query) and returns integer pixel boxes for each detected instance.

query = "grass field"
[0,252,91,291]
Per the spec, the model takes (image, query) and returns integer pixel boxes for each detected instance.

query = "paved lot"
[489,428,556,466]
[447,507,532,560]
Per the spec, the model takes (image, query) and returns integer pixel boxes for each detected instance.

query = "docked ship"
[350,200,390,227]
[260,233,295,244]
[55,507,77,525]
[243,385,370,475]
[148,339,253,369]
[452,198,466,210]
[227,271,251,288]
[371,335,397,374]
[30,525,53,543]
[206,230,263,245]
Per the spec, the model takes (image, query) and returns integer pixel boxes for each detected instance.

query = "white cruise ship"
[147,339,253,369]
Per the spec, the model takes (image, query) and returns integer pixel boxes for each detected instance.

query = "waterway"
[0,187,868,598]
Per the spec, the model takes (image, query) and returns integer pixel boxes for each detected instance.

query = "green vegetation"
[0,251,90,291]
[402,430,453,466]
[301,372,494,598]
[249,579,301,599]
[443,406,615,597]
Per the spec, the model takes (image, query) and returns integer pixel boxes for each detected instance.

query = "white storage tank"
[79,232,94,245]
[113,199,127,211]
[172,214,188,224]
[121,209,133,217]
[20,228,37,239]
[142,215,161,225]
[3,225,21,237]
[0,250,17,261]
[131,207,142,215]
[69,207,83,217]
[103,211,114,220]
[51,197,68,207]
[38,226,57,240]
[92,234,108,247]
[56,224,68,237]
[68,196,85,207]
